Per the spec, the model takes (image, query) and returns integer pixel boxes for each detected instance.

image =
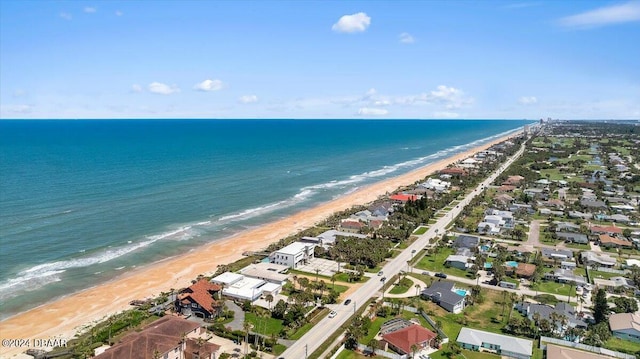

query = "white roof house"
[581,251,617,268]
[240,262,290,285]
[211,272,282,301]
[457,327,533,359]
[477,222,500,235]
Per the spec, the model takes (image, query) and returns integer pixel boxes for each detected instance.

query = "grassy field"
[335,350,369,359]
[564,242,591,250]
[605,336,640,354]
[389,277,414,295]
[589,270,625,282]
[245,312,284,336]
[413,226,428,235]
[530,280,573,296]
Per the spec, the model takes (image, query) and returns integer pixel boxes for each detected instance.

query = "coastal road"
[280,141,526,359]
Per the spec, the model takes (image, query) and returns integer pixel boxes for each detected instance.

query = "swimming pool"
[455,289,469,296]
[506,261,518,267]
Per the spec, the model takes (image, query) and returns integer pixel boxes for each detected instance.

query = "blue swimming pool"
[506,261,518,267]
[455,289,469,296]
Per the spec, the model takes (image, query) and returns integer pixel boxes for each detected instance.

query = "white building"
[420,178,451,192]
[270,241,315,268]
[211,272,282,301]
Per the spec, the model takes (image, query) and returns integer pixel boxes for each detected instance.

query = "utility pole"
[305,344,308,359]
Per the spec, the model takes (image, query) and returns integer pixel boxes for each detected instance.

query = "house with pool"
[421,280,467,313]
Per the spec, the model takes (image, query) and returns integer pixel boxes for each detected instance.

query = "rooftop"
[382,324,436,355]
[457,327,533,357]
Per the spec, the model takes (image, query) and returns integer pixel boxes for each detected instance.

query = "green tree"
[271,299,287,319]
[593,288,609,324]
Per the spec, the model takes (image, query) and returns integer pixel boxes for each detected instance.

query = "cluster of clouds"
[332,12,415,44]
[131,79,258,104]
[59,5,123,20]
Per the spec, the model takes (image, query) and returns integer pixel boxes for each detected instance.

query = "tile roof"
[389,194,419,202]
[178,279,222,315]
[515,263,536,277]
[591,225,623,234]
[546,344,607,359]
[94,316,201,359]
[382,324,436,354]
[599,234,632,247]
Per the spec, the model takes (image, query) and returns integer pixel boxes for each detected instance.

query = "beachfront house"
[270,241,315,268]
[456,327,533,359]
[211,272,282,302]
[421,281,466,313]
[175,279,222,319]
[381,323,438,355]
[94,316,220,359]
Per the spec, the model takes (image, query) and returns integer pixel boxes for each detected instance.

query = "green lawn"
[605,337,640,354]
[414,248,474,279]
[334,272,368,283]
[564,242,591,250]
[413,226,428,235]
[244,312,284,336]
[530,280,573,296]
[589,270,624,282]
[389,277,415,295]
[335,350,369,359]
[428,345,501,359]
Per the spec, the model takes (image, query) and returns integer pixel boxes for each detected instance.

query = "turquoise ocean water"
[0,119,529,319]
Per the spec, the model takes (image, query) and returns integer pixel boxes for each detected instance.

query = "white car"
[328,311,337,318]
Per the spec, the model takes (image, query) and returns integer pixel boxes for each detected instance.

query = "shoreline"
[0,130,520,358]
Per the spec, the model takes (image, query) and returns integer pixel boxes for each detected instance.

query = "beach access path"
[280,138,526,359]
[0,131,520,358]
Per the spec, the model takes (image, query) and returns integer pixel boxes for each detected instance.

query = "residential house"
[240,262,290,285]
[301,229,366,248]
[499,185,517,192]
[516,302,587,335]
[556,232,589,244]
[560,261,577,270]
[541,248,573,261]
[599,234,632,249]
[338,219,365,233]
[555,222,581,232]
[568,211,592,220]
[94,316,220,359]
[495,194,514,207]
[515,263,537,279]
[440,167,468,176]
[546,344,612,359]
[421,281,466,313]
[503,175,525,186]
[456,328,533,359]
[381,323,438,355]
[609,214,631,223]
[389,193,419,203]
[175,279,222,319]
[420,178,451,192]
[510,203,534,214]
[544,269,588,286]
[477,221,500,235]
[581,251,617,268]
[270,241,315,268]
[593,277,635,292]
[211,272,281,301]
[580,199,608,211]
[609,313,640,342]
[445,254,473,270]
[590,225,623,236]
[453,235,480,249]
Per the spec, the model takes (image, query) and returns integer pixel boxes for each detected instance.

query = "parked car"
[380,276,387,282]
[435,272,447,278]
[378,271,384,276]
[328,311,337,318]
[344,299,352,305]
[422,271,429,275]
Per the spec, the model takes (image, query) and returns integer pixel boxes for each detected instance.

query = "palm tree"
[265,294,274,310]
[411,343,419,358]
[315,268,320,282]
[331,273,337,290]
[475,272,481,285]
[292,275,298,291]
[243,320,253,357]
[508,292,518,320]
[415,284,421,297]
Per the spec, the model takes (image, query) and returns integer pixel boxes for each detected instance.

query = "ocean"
[0,119,529,319]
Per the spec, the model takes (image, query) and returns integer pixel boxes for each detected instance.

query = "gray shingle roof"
[457,327,532,356]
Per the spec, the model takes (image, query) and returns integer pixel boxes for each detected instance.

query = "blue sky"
[1,1,639,119]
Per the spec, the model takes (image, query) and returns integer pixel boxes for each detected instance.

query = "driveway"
[384,276,428,298]
[225,300,245,331]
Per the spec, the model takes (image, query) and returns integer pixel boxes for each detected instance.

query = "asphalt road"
[280,143,526,359]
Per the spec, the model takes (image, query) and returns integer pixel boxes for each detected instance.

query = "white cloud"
[433,111,460,118]
[148,82,180,95]
[194,79,225,92]
[374,100,391,106]
[559,1,640,28]
[131,84,143,93]
[115,10,123,16]
[399,32,415,44]
[518,96,538,105]
[59,12,72,20]
[395,85,473,109]
[332,12,371,33]
[358,107,389,116]
[2,104,33,114]
[84,7,97,14]
[239,95,258,103]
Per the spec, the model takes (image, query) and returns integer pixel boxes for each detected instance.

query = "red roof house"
[440,167,468,176]
[590,225,623,236]
[176,279,222,319]
[599,234,632,248]
[381,324,437,355]
[389,194,419,203]
[94,316,219,359]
